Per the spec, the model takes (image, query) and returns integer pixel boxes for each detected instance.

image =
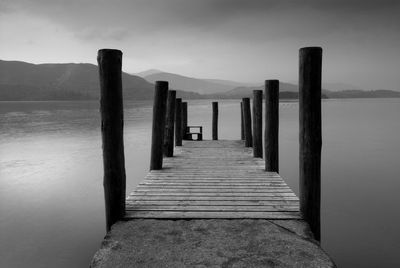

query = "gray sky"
[1,0,399,90]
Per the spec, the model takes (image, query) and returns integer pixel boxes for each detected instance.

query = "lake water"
[0,99,399,267]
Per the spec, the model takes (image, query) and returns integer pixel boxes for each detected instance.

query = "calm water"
[0,99,399,267]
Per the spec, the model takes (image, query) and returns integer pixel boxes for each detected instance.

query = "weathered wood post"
[150,81,169,170]
[98,49,126,232]
[265,80,279,172]
[182,102,188,139]
[252,90,263,157]
[175,98,183,146]
[242,98,252,147]
[164,90,176,157]
[212,102,218,140]
[299,47,322,241]
[240,102,245,140]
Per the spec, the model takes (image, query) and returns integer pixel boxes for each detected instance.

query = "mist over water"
[0,99,399,267]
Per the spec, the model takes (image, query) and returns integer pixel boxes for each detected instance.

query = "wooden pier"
[93,47,335,267]
[125,140,300,219]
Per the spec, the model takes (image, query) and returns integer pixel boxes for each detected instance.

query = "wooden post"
[299,47,322,241]
[265,80,279,172]
[98,49,126,232]
[240,102,245,140]
[175,98,183,146]
[252,90,263,157]
[212,102,218,140]
[242,98,252,147]
[164,90,176,157]
[182,102,188,140]
[150,81,168,170]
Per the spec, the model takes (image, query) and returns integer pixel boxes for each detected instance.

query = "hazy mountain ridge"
[0,60,201,100]
[144,72,240,94]
[1,60,399,101]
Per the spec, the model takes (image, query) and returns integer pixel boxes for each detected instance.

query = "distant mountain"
[326,89,400,98]
[224,82,298,97]
[144,72,238,94]
[322,82,360,91]
[1,61,398,101]
[215,83,399,99]
[135,69,163,77]
[0,60,200,101]
[202,78,258,88]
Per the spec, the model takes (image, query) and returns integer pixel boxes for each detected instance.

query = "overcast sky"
[1,0,399,90]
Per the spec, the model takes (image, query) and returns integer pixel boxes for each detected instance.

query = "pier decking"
[125,140,300,219]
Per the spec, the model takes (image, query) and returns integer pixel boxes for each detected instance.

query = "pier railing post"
[175,98,183,146]
[252,90,263,157]
[164,90,176,157]
[299,47,322,241]
[182,102,188,139]
[150,81,168,170]
[240,102,245,140]
[265,80,279,172]
[212,102,218,140]
[242,98,252,147]
[98,49,126,232]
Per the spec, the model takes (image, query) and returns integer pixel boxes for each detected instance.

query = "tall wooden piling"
[252,90,263,157]
[150,81,168,170]
[265,80,279,172]
[175,98,183,146]
[299,47,322,241]
[212,102,218,140]
[98,49,126,231]
[240,102,245,140]
[242,98,252,147]
[182,102,188,139]
[164,90,176,157]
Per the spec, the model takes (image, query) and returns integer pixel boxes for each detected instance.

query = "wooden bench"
[184,126,203,141]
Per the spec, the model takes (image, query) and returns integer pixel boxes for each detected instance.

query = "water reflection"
[0,99,399,267]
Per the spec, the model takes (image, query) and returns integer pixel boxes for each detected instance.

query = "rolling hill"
[143,71,255,95]
[0,60,201,100]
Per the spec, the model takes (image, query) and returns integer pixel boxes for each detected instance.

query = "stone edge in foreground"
[91,219,336,268]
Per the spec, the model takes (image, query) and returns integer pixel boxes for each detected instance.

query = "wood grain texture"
[150,81,168,170]
[252,90,263,157]
[212,102,218,140]
[98,49,126,231]
[126,140,300,219]
[265,80,279,172]
[164,90,176,157]
[175,98,182,146]
[242,98,253,147]
[181,102,188,139]
[299,47,322,241]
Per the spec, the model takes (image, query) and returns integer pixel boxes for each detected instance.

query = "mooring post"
[212,102,218,140]
[164,90,176,157]
[175,98,183,146]
[252,90,263,157]
[182,102,188,140]
[242,98,252,147]
[299,47,322,241]
[240,102,245,140]
[265,80,279,172]
[150,81,168,170]
[98,49,126,232]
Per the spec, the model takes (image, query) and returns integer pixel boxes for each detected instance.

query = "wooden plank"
[126,200,299,206]
[137,185,290,189]
[130,192,297,197]
[126,205,300,212]
[125,211,301,219]
[135,187,292,194]
[127,195,298,201]
[126,140,300,219]
[139,182,288,186]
